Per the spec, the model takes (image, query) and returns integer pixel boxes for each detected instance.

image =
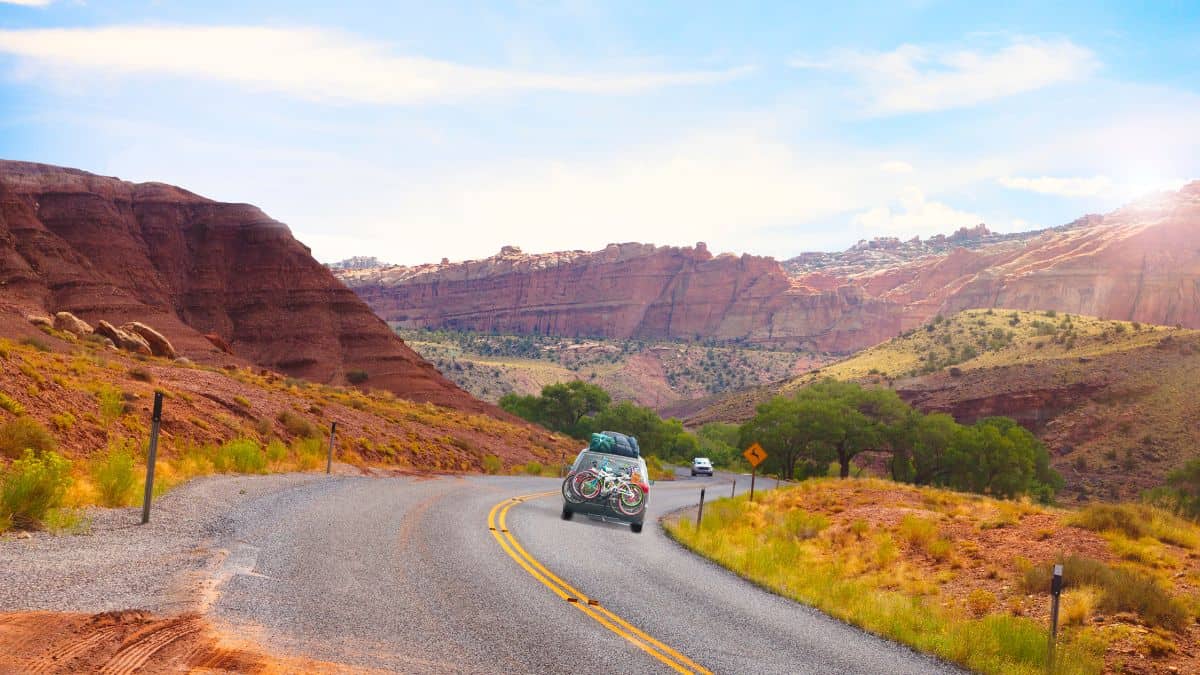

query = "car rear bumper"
[563,498,645,525]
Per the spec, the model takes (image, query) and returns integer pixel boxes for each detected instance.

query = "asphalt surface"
[206,469,962,674]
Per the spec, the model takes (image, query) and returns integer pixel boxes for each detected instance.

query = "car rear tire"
[630,522,643,533]
[561,506,573,520]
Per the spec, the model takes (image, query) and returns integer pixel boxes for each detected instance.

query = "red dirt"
[0,610,360,673]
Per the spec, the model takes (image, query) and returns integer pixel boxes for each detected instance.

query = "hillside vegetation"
[396,328,826,408]
[667,479,1200,675]
[686,310,1200,502]
[0,327,575,532]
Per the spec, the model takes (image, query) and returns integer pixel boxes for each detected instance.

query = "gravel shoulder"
[0,471,325,614]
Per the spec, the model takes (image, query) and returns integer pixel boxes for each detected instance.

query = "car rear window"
[574,451,644,481]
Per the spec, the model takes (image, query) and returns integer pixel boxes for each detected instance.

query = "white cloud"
[879,160,914,174]
[998,175,1113,197]
[852,187,982,237]
[794,37,1097,115]
[0,25,748,104]
[0,0,54,6]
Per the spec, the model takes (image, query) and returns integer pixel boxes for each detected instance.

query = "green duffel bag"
[589,432,615,452]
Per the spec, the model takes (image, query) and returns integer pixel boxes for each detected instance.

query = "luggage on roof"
[599,430,640,457]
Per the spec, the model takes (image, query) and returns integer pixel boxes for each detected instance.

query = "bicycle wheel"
[573,470,603,500]
[613,483,645,516]
[562,473,585,504]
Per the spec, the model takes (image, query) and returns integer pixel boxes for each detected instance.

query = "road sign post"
[742,442,768,503]
[326,421,337,474]
[140,391,164,525]
[1048,563,1063,671]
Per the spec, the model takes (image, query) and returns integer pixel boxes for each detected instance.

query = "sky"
[0,2,1197,265]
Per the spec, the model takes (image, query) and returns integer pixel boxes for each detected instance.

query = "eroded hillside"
[684,310,1200,502]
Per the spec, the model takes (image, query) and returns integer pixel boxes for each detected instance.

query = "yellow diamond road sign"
[743,442,768,468]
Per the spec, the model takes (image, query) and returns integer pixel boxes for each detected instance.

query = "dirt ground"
[0,610,369,674]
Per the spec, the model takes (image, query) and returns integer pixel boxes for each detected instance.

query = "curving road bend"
[207,470,960,674]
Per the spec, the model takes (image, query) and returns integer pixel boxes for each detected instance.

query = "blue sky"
[1,1,1197,265]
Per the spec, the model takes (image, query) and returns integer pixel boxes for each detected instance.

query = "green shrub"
[212,438,267,474]
[1021,555,1188,630]
[233,396,251,409]
[92,439,138,507]
[277,410,315,438]
[19,336,50,352]
[347,369,370,384]
[482,454,502,474]
[523,461,543,475]
[265,438,288,464]
[1,449,73,530]
[0,417,56,459]
[292,437,324,471]
[0,391,24,415]
[49,413,75,431]
[97,385,125,423]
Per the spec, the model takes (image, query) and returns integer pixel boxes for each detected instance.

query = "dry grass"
[666,478,1200,674]
[0,328,577,515]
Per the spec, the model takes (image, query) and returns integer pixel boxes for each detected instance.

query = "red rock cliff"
[339,183,1200,353]
[340,242,905,352]
[0,160,488,413]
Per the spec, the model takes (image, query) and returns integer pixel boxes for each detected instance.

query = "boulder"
[95,320,152,356]
[203,333,233,354]
[26,314,52,328]
[53,311,93,336]
[121,321,177,359]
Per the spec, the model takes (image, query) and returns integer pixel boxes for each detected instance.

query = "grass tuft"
[0,391,24,415]
[1021,555,1188,630]
[0,416,56,459]
[1,449,73,531]
[212,438,267,474]
[91,438,138,507]
[482,454,502,474]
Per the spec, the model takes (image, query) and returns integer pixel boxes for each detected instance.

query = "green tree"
[888,411,959,484]
[793,380,909,478]
[943,417,1061,501]
[499,381,610,438]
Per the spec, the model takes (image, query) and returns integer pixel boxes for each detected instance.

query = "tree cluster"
[499,382,699,460]
[741,380,1063,502]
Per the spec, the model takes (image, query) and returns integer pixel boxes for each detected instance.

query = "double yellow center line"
[487,492,711,675]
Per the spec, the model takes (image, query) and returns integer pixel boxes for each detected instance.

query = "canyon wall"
[340,182,1200,353]
[0,160,488,413]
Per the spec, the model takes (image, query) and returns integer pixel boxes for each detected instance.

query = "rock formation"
[338,183,1200,353]
[53,311,92,336]
[95,320,152,355]
[121,321,177,359]
[0,160,488,414]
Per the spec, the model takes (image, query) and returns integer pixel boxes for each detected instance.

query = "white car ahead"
[691,457,713,477]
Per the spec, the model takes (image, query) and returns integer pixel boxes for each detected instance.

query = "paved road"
[209,470,960,674]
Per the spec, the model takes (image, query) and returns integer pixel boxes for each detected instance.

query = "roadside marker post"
[743,443,768,503]
[696,488,706,529]
[140,391,164,525]
[731,479,736,498]
[326,421,337,474]
[1048,563,1063,671]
